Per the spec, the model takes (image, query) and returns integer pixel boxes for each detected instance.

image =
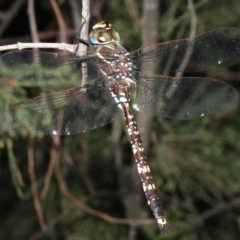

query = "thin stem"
[49,0,67,42]
[27,0,40,42]
[28,137,47,231]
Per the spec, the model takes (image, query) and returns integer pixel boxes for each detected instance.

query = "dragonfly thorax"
[89,21,134,90]
[95,42,134,89]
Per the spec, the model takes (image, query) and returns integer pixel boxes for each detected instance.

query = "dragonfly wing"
[130,27,240,73]
[0,82,123,135]
[133,72,239,119]
[0,49,99,89]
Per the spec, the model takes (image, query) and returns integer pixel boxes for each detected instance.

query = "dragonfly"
[0,21,239,233]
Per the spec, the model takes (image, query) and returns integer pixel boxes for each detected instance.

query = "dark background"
[0,0,240,239]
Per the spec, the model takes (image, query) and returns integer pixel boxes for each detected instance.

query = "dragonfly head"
[89,21,120,45]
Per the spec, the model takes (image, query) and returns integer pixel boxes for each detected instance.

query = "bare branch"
[40,136,61,198]
[175,0,197,77]
[188,0,197,38]
[81,0,90,33]
[77,0,90,47]
[0,42,77,52]
[6,139,26,198]
[78,0,90,85]
[49,0,67,42]
[54,156,157,227]
[27,0,40,42]
[28,137,47,231]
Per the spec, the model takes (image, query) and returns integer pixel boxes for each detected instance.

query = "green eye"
[89,21,120,45]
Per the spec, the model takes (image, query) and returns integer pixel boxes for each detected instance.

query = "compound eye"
[89,21,120,45]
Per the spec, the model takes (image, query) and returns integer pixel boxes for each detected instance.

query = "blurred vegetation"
[0,0,240,240]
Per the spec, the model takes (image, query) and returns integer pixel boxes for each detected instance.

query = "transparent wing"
[0,49,100,89]
[130,27,240,73]
[133,72,238,119]
[0,83,123,136]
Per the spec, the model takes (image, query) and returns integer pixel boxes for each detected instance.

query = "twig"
[39,0,66,196]
[81,0,90,32]
[54,155,157,227]
[27,0,40,42]
[6,139,26,199]
[49,0,67,42]
[167,0,197,100]
[28,137,47,231]
[77,0,90,85]
[49,153,240,231]
[175,0,197,77]
[188,0,197,38]
[0,42,77,52]
[40,136,61,198]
